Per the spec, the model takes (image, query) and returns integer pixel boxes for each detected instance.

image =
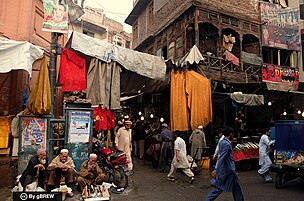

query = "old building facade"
[126,0,263,83]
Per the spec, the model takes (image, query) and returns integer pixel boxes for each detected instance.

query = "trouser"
[159,142,173,171]
[77,174,105,191]
[21,172,47,192]
[48,168,75,187]
[167,163,194,178]
[125,150,133,171]
[138,140,145,159]
[205,180,244,201]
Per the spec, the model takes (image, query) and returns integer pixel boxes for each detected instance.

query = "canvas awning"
[177,45,204,67]
[0,38,44,76]
[230,92,264,106]
[70,31,166,80]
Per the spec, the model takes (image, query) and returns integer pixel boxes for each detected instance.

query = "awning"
[70,31,166,80]
[230,92,264,106]
[0,38,44,76]
[178,45,204,67]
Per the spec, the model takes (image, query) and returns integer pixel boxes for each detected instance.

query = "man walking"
[167,131,195,184]
[159,123,174,172]
[115,120,133,174]
[258,127,275,182]
[205,127,244,201]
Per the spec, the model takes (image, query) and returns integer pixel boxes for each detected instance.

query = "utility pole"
[49,32,58,117]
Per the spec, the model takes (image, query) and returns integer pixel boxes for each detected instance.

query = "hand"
[211,170,216,178]
[34,164,45,170]
[176,157,180,162]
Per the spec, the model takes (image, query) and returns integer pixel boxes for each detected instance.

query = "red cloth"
[223,50,240,66]
[60,48,86,92]
[233,148,259,162]
[93,107,116,131]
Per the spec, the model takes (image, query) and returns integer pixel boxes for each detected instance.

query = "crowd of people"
[20,119,276,201]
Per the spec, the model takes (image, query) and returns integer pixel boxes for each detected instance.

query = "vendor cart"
[273,120,304,189]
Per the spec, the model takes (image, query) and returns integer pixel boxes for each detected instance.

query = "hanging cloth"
[185,70,213,129]
[87,58,121,110]
[170,71,189,131]
[59,48,86,92]
[24,57,51,115]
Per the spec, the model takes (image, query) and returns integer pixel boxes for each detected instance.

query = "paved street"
[1,158,304,201]
[110,158,304,201]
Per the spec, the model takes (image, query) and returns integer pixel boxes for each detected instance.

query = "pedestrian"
[115,120,133,174]
[77,153,106,191]
[159,123,174,172]
[167,130,195,184]
[258,127,275,182]
[19,148,48,191]
[189,125,206,164]
[134,121,146,160]
[205,127,244,201]
[212,128,224,160]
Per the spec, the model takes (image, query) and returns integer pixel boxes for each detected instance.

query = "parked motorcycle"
[92,139,128,189]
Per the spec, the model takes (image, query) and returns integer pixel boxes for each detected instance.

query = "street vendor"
[258,128,275,183]
[47,149,76,188]
[20,148,48,191]
[77,153,106,191]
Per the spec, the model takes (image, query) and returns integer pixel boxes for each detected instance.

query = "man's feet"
[258,172,265,179]
[189,177,195,184]
[129,170,134,175]
[167,177,175,182]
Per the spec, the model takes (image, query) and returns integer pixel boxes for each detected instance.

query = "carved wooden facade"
[126,0,262,83]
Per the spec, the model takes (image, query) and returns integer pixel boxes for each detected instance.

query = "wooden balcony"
[197,54,261,83]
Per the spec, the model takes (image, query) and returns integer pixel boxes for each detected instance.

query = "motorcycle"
[92,139,128,189]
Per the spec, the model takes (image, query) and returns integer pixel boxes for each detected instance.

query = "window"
[83,30,94,38]
[133,21,138,44]
[148,3,154,27]
[126,41,131,49]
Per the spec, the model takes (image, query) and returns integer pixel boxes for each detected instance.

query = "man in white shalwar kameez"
[115,120,133,173]
[258,128,275,182]
[167,131,195,184]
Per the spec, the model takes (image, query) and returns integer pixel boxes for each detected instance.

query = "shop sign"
[262,63,299,85]
[261,2,300,51]
[68,111,91,143]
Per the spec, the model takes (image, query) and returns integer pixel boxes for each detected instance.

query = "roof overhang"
[74,19,107,33]
[125,0,150,25]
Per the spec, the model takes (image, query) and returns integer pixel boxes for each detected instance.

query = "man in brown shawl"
[47,149,76,188]
[77,153,106,191]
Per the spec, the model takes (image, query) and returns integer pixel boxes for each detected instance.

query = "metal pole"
[49,32,58,117]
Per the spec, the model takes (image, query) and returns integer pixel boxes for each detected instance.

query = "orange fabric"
[170,71,189,131]
[185,70,213,129]
[24,57,51,115]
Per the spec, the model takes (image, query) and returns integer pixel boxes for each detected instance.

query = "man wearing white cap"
[47,149,76,188]
[77,153,106,191]
[189,125,206,163]
[115,120,133,173]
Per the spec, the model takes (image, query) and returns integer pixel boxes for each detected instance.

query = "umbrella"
[24,57,51,115]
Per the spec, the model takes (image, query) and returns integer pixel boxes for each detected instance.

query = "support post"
[49,32,58,117]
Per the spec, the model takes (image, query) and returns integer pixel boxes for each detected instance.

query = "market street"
[110,158,304,201]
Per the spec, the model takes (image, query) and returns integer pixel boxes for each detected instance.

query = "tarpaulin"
[0,38,44,76]
[70,31,166,80]
[241,51,262,66]
[229,92,264,106]
[87,58,121,110]
[24,57,51,115]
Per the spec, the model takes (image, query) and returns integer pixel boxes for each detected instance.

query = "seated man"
[47,149,76,188]
[77,153,106,191]
[20,149,48,191]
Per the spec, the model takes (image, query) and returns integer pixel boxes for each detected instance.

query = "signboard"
[68,111,91,143]
[20,117,47,150]
[261,2,300,51]
[262,63,299,85]
[42,0,69,33]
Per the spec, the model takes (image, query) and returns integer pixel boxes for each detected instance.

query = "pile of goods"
[82,184,110,201]
[234,142,259,152]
